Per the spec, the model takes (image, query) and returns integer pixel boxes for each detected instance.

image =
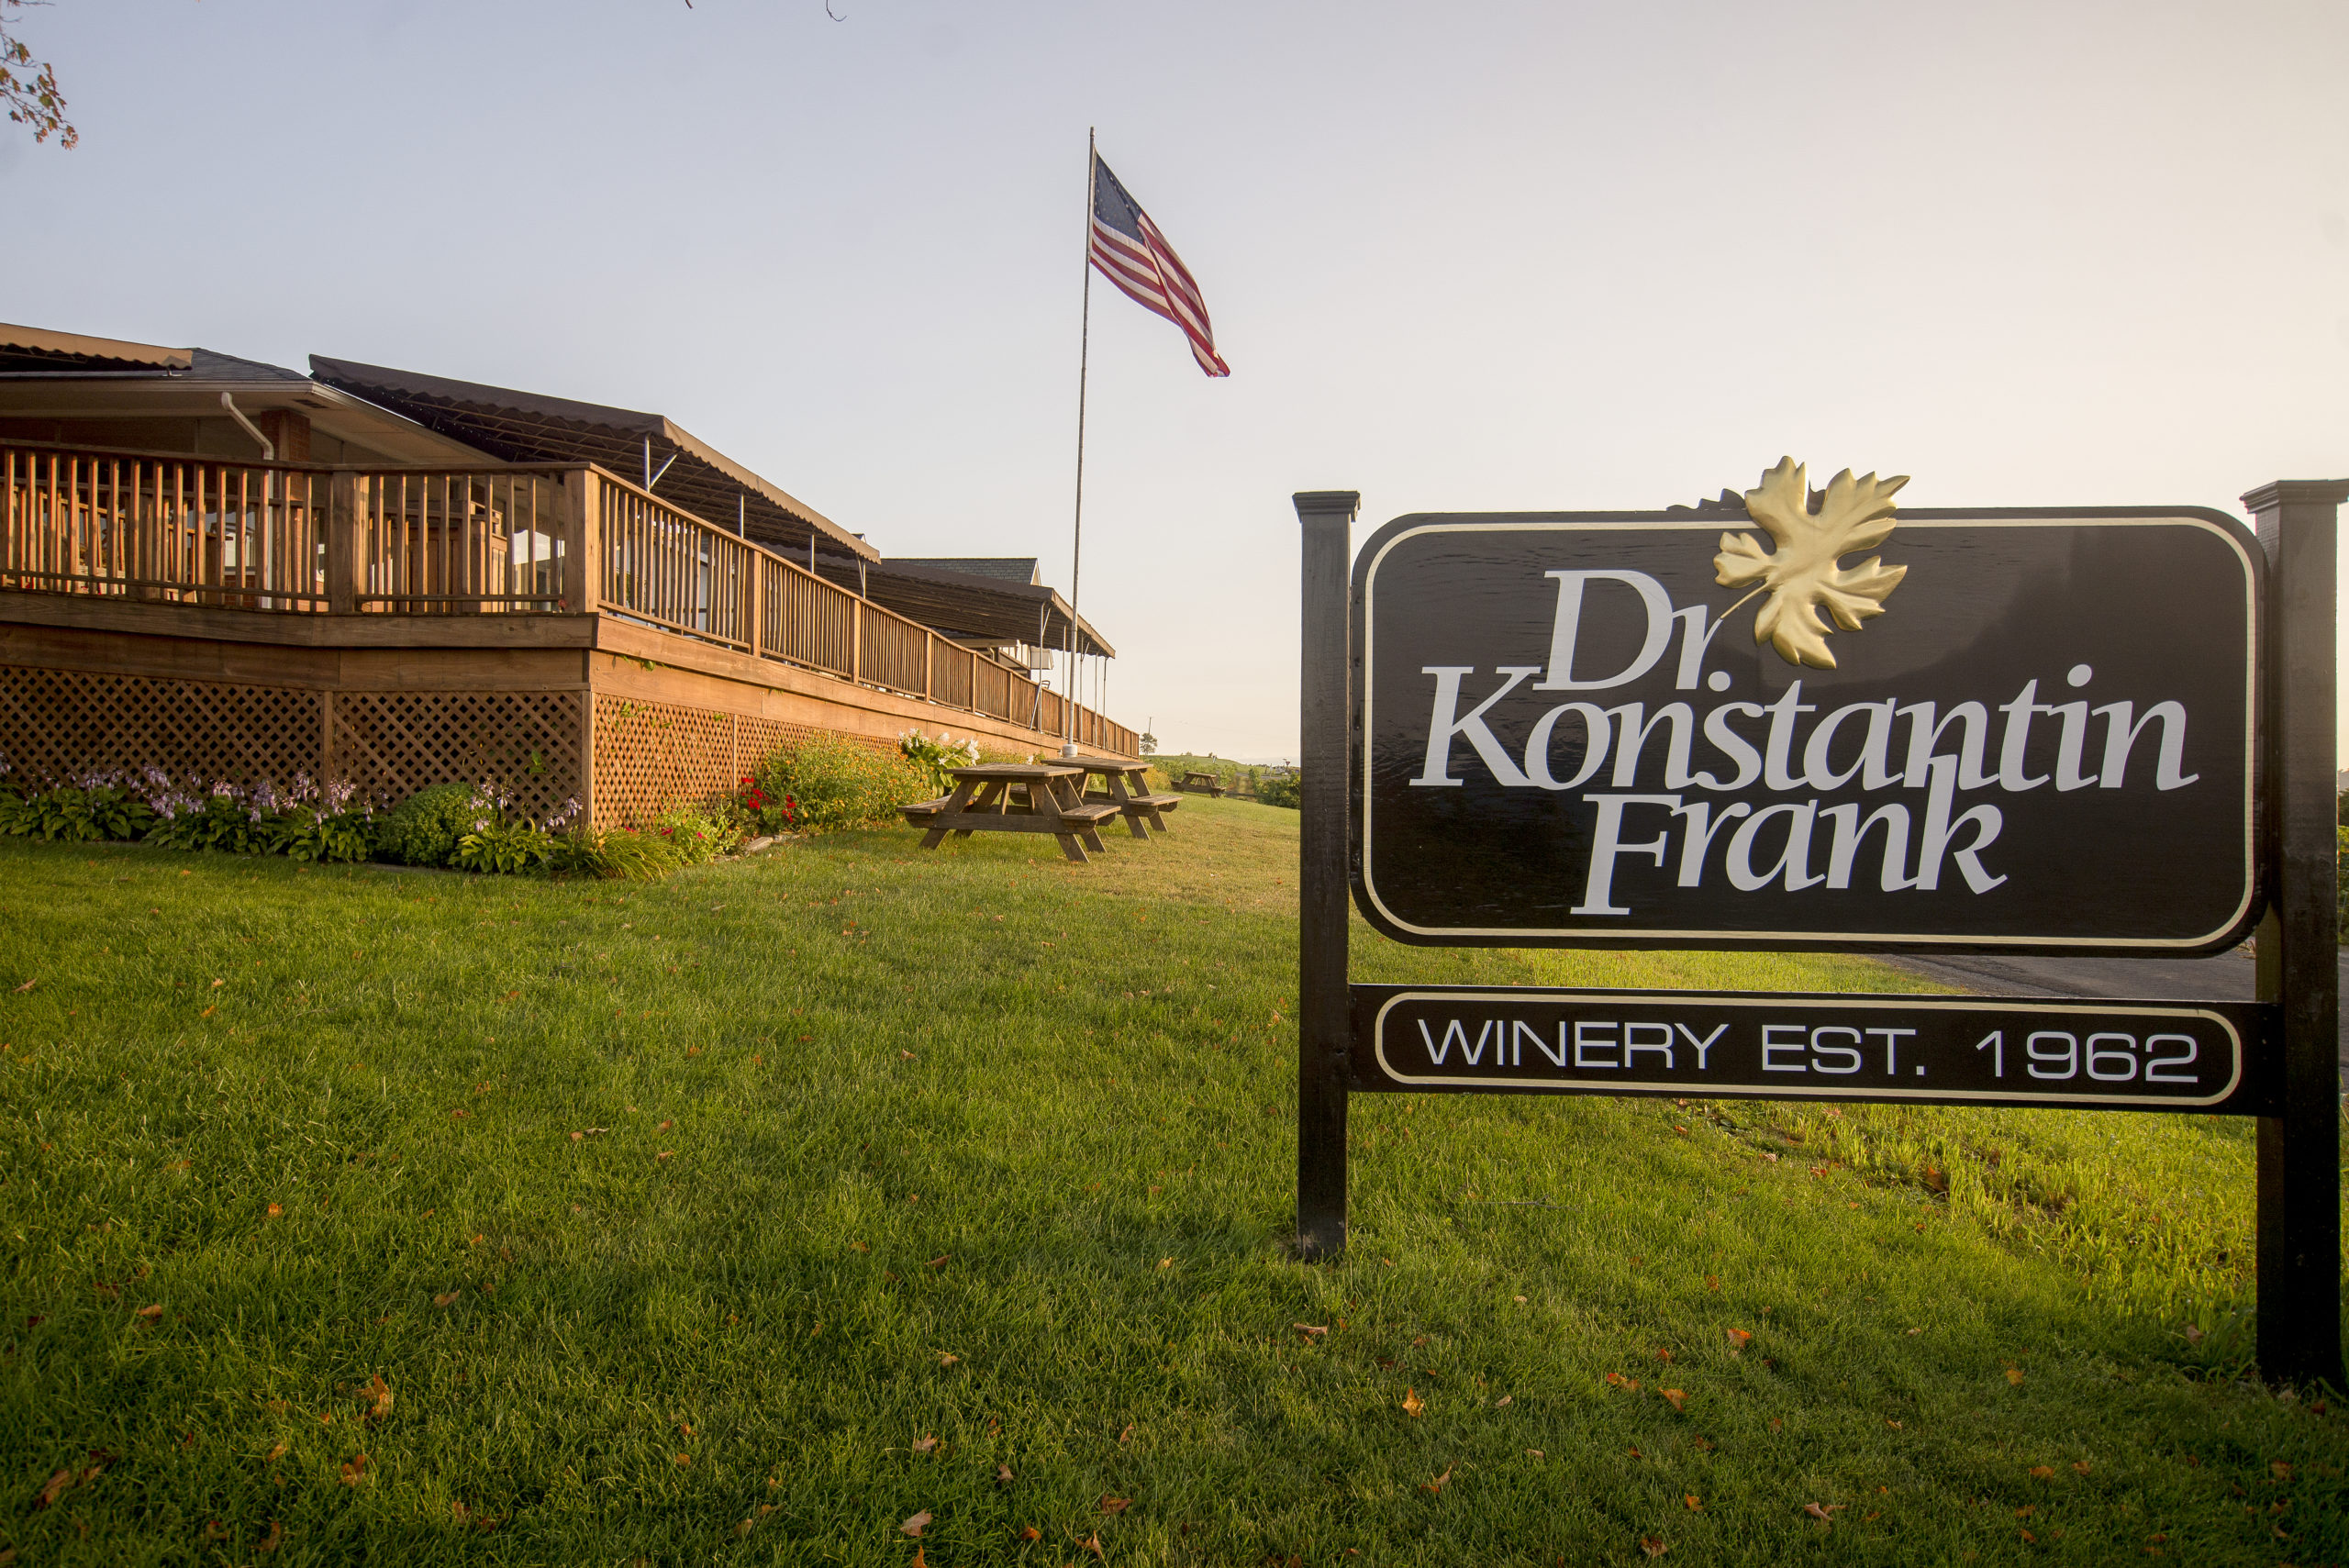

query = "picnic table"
[899,763,1120,863]
[1059,753,1182,839]
[1173,771,1226,797]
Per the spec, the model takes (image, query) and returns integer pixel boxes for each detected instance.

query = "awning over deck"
[308,355,878,563]
[864,558,1114,659]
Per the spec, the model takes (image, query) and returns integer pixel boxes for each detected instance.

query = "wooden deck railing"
[0,441,1138,754]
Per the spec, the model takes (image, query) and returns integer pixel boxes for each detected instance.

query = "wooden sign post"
[1295,470,2344,1388]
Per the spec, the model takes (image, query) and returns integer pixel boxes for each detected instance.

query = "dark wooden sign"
[1293,472,2345,1391]
[1352,495,2260,953]
[1351,984,2270,1114]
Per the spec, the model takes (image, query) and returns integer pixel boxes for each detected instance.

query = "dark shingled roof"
[860,558,1111,659]
[308,355,875,562]
[891,557,1041,586]
[0,325,306,382]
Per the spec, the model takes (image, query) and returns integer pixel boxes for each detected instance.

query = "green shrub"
[266,804,375,863]
[751,732,927,833]
[0,780,156,843]
[544,827,684,880]
[897,728,980,795]
[148,787,271,854]
[649,801,743,864]
[376,783,491,868]
[452,818,559,875]
[1256,769,1301,810]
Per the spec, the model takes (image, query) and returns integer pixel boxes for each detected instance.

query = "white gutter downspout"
[219,392,274,460]
[218,393,278,605]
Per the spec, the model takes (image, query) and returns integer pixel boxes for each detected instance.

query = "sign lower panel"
[1351,985,2271,1114]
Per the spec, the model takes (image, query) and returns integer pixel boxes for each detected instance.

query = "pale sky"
[6,0,2347,761]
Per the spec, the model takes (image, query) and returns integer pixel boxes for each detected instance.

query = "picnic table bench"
[900,763,1119,863]
[1059,753,1181,839]
[1173,771,1226,797]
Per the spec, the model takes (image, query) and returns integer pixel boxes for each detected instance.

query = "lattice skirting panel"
[0,663,324,788]
[593,695,873,828]
[328,690,583,823]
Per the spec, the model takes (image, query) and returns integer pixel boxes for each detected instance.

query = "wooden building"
[0,326,1134,828]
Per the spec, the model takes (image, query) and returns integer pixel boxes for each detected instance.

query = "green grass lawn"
[0,800,2341,1565]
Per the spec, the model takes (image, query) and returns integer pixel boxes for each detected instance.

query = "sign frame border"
[1349,505,2266,957]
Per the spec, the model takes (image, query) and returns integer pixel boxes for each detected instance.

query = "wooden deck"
[0,442,1137,828]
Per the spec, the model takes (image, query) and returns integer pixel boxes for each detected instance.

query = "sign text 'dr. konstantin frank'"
[1351,466,2259,951]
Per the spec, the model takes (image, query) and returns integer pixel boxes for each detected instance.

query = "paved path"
[1876,947,2349,1071]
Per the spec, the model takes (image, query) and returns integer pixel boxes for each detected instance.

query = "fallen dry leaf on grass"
[339,1452,370,1485]
[266,1203,283,1218]
[928,1255,950,1269]
[1685,1495,1703,1511]
[1640,1538,1668,1559]
[901,1511,931,1537]
[1018,1525,1041,1540]
[1605,1372,1641,1391]
[2029,1465,2054,1480]
[996,1464,1014,1484]
[364,1374,393,1421]
[203,1519,230,1541]
[1293,1323,1329,1340]
[2074,1461,2092,1475]
[134,1304,162,1323]
[1660,1389,1687,1412]
[1802,1502,1842,1523]
[1421,1465,1452,1496]
[1401,1389,1425,1418]
[1726,1329,1753,1354]
[851,1240,870,1253]
[655,1151,674,1162]
[2184,1323,2206,1344]
[1705,1275,1720,1292]
[433,1291,460,1307]
[2006,1367,2025,1385]
[257,1519,283,1553]
[11,980,31,993]
[912,1435,940,1454]
[1494,1395,1512,1407]
[1100,1496,1130,1514]
[2271,1460,2293,1481]
[1081,1534,1105,1561]
[938,1352,959,1366]
[264,1440,289,1463]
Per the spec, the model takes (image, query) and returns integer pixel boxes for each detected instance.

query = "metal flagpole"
[1063,128,1096,756]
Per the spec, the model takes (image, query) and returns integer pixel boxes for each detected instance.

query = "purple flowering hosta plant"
[0,771,157,843]
[146,780,273,854]
[262,775,375,863]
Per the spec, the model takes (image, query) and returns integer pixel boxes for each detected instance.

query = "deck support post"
[326,471,361,615]
[746,555,763,661]
[562,468,601,614]
[1294,489,1359,1261]
[2247,477,2349,1392]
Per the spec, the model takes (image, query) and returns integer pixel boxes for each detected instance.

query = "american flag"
[1089,154,1230,377]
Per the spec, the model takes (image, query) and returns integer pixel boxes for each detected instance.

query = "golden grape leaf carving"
[1713,458,1909,669]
